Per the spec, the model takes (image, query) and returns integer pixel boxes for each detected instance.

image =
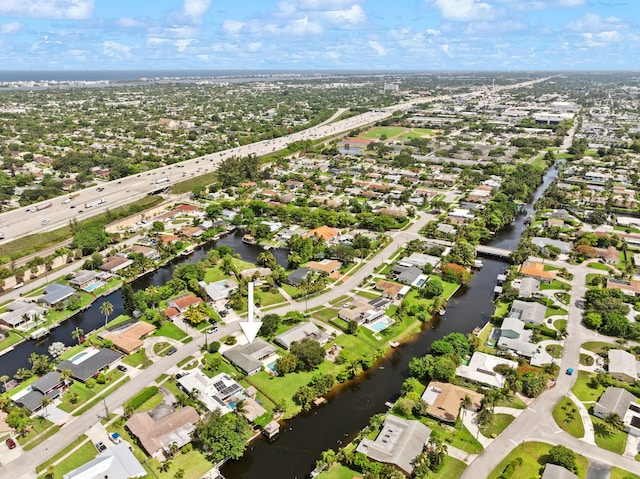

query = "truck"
[35,202,53,211]
[84,198,106,208]
[155,177,170,185]
[69,193,80,199]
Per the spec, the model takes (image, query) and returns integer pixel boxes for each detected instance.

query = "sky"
[0,0,638,71]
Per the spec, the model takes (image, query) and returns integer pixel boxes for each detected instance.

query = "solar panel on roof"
[213,381,225,391]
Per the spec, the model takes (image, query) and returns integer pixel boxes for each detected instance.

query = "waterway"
[221,164,560,479]
[0,232,288,379]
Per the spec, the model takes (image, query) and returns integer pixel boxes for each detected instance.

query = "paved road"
[459,260,640,477]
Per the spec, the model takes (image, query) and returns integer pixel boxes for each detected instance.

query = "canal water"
[0,232,288,379]
[221,164,559,479]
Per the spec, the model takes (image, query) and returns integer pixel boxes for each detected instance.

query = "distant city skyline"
[0,0,638,71]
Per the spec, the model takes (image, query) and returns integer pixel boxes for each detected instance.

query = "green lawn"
[36,435,89,473]
[480,413,515,438]
[592,416,628,454]
[19,417,59,450]
[581,342,612,356]
[495,394,527,410]
[415,416,483,454]
[552,397,585,438]
[540,279,571,291]
[554,319,567,332]
[587,262,611,271]
[316,465,360,479]
[610,467,640,479]
[58,370,124,412]
[256,288,286,306]
[487,441,589,479]
[361,126,406,139]
[136,391,164,412]
[571,371,605,402]
[0,330,25,352]
[333,333,377,360]
[427,455,467,479]
[43,441,97,478]
[311,307,339,322]
[545,305,567,318]
[122,348,149,368]
[546,344,563,358]
[204,266,228,283]
[580,353,594,366]
[493,300,510,319]
[154,321,188,340]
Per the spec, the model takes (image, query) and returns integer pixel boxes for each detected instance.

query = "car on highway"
[6,437,16,449]
[95,441,107,452]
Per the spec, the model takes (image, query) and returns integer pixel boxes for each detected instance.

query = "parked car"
[6,438,16,449]
[566,368,574,375]
[117,365,127,373]
[95,441,107,452]
[166,347,177,356]
[218,309,228,318]
[109,432,121,444]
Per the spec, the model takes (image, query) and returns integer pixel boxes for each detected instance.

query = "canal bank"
[221,164,560,479]
[0,232,288,380]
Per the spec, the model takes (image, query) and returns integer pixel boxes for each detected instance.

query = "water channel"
[0,162,559,479]
[221,164,560,479]
[0,232,288,379]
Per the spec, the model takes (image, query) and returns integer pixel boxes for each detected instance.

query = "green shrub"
[85,378,96,389]
[127,386,159,410]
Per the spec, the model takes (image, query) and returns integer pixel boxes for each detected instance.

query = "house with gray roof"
[541,463,578,479]
[0,300,47,328]
[392,265,423,285]
[608,349,640,382]
[509,299,546,326]
[398,253,440,270]
[63,443,146,479]
[39,283,76,306]
[12,371,67,412]
[287,267,310,286]
[178,371,244,415]
[516,277,540,298]
[593,387,637,419]
[455,352,518,389]
[69,270,99,289]
[199,278,238,302]
[355,415,431,475]
[275,322,329,350]
[531,237,572,255]
[222,339,277,375]
[497,317,538,357]
[57,348,122,382]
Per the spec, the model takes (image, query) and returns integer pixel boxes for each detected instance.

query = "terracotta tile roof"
[104,321,156,354]
[126,407,200,456]
[518,260,555,280]
[423,381,484,423]
[304,225,338,241]
[170,294,203,311]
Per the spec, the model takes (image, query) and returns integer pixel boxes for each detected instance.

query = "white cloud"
[0,22,21,34]
[432,0,493,22]
[296,0,358,10]
[246,42,262,52]
[555,0,586,7]
[368,40,386,56]
[182,0,211,23]
[222,19,246,36]
[116,17,145,28]
[102,40,132,58]
[0,0,94,20]
[441,44,451,54]
[175,39,195,52]
[566,13,624,32]
[322,4,366,26]
[147,37,169,46]
[426,28,441,36]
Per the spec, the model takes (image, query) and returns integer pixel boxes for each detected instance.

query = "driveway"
[586,461,610,479]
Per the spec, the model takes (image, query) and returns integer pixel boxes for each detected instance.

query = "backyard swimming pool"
[367,318,394,333]
[84,282,103,292]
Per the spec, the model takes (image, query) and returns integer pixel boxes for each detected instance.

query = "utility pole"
[103,398,109,419]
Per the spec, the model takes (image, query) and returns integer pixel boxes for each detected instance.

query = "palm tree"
[100,301,114,327]
[173,469,185,479]
[321,449,336,468]
[0,375,9,392]
[603,412,624,431]
[234,399,250,418]
[168,442,179,457]
[460,394,472,428]
[40,396,51,417]
[158,460,172,473]
[72,327,84,344]
[429,295,448,315]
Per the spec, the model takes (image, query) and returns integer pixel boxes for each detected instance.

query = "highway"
[0,75,553,245]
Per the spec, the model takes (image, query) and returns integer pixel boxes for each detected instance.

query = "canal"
[221,164,559,479]
[0,232,288,379]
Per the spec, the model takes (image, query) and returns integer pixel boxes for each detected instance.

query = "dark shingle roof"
[57,348,122,382]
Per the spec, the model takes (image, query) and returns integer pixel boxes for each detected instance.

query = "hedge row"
[127,386,159,410]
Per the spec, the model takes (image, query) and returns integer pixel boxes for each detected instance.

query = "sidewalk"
[567,391,595,445]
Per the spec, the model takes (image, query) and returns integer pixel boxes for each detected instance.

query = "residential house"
[200,279,238,302]
[508,300,546,326]
[391,265,423,285]
[306,259,342,276]
[497,317,538,357]
[593,387,640,436]
[0,300,47,328]
[57,348,123,382]
[455,352,518,389]
[355,415,431,476]
[222,339,277,375]
[594,246,620,264]
[158,234,180,246]
[69,270,100,290]
[99,256,134,273]
[102,321,156,354]
[421,381,484,423]
[398,253,440,270]
[164,294,203,320]
[180,226,204,238]
[287,267,310,286]
[531,237,572,255]
[541,463,578,479]
[239,267,272,281]
[274,322,329,350]
[515,277,541,298]
[303,226,339,242]
[38,284,76,306]
[62,443,146,479]
[177,371,248,416]
[519,260,556,283]
[12,372,67,412]
[608,349,640,382]
[126,406,200,460]
[375,280,410,300]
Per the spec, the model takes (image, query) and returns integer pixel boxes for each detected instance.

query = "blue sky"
[0,0,638,70]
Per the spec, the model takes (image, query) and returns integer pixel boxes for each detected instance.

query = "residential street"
[460,260,640,477]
